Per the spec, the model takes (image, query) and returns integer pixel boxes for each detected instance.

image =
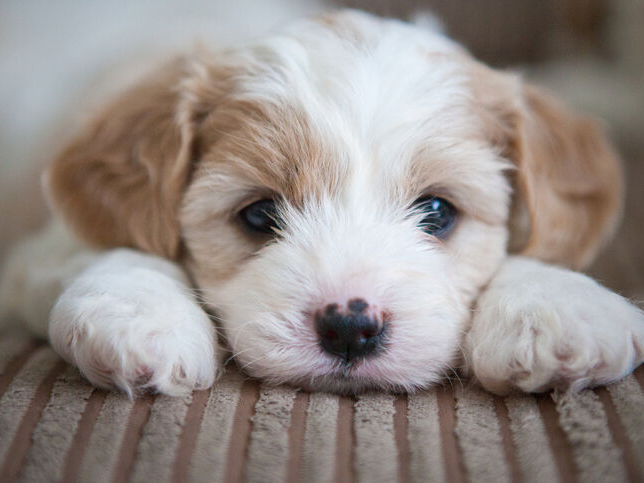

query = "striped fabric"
[1,332,643,483]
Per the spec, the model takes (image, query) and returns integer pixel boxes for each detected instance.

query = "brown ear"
[44,59,199,259]
[506,84,624,270]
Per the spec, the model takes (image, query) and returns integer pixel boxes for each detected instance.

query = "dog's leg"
[464,256,644,394]
[0,220,99,337]
[48,248,220,396]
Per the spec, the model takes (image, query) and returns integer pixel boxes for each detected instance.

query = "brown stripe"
[606,375,644,481]
[493,397,521,483]
[286,391,310,483]
[535,393,577,483]
[223,378,260,483]
[110,392,155,483]
[394,394,411,483]
[552,390,627,483]
[635,365,644,392]
[0,348,62,465]
[17,366,95,482]
[0,358,66,482]
[595,387,640,483]
[436,387,465,483]
[172,388,210,483]
[62,389,108,483]
[0,341,39,399]
[334,395,355,483]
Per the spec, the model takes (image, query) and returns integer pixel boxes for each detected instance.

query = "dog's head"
[45,11,622,392]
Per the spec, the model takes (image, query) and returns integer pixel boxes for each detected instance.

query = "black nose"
[315,302,385,362]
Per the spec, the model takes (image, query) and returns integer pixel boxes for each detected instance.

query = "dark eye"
[413,196,457,236]
[239,199,281,234]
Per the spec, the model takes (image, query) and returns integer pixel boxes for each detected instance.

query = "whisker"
[224,347,254,366]
[239,353,270,372]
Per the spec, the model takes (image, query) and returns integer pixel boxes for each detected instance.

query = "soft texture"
[2,10,637,398]
[1,333,643,483]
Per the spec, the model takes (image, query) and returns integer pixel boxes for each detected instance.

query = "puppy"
[1,10,643,396]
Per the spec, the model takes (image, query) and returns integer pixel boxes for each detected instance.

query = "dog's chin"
[234,351,448,395]
[285,376,406,395]
[278,371,440,395]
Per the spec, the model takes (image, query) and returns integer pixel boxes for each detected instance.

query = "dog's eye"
[413,196,456,236]
[239,199,280,234]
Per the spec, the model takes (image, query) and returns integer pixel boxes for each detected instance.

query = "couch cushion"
[1,330,643,483]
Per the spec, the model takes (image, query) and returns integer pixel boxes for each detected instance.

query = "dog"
[1,10,643,397]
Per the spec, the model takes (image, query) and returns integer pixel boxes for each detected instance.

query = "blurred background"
[1,0,642,298]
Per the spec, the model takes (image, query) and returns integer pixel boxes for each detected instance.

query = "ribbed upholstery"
[1,331,643,483]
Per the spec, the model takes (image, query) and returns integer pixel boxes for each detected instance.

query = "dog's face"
[46,11,622,392]
[180,14,512,392]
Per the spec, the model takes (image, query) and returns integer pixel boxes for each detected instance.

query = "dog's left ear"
[477,67,624,270]
[44,57,217,259]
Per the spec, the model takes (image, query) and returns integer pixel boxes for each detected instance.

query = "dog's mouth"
[338,361,357,379]
[224,340,443,394]
[320,357,367,383]
[222,341,399,394]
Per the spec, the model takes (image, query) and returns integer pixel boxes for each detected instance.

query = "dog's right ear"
[45,57,221,259]
[507,83,624,270]
[472,63,623,270]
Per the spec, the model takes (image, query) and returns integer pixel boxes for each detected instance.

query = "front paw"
[465,258,644,395]
[49,252,220,396]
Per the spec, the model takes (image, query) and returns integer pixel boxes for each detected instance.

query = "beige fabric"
[504,395,559,483]
[0,334,643,483]
[245,385,298,483]
[553,390,628,483]
[189,371,244,483]
[407,390,445,483]
[353,393,398,483]
[77,392,136,483]
[606,375,644,478]
[0,347,60,463]
[130,393,193,483]
[17,365,93,482]
[455,386,510,483]
[301,392,340,483]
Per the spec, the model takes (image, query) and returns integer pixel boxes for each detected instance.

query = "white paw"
[465,257,644,395]
[49,249,219,396]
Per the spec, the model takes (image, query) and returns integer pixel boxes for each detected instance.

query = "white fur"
[0,0,326,259]
[1,10,643,397]
[181,12,511,393]
[465,257,644,394]
[0,220,99,337]
[209,199,468,392]
[48,249,218,396]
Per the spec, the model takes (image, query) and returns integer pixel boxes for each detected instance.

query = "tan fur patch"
[45,59,197,259]
[469,62,623,270]
[181,89,347,285]
[45,11,623,277]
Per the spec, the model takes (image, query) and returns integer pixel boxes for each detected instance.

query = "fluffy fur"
[1,10,642,396]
